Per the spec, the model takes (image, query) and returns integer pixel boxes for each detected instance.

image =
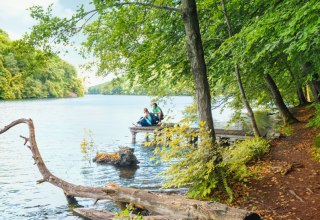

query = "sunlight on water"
[0,95,233,219]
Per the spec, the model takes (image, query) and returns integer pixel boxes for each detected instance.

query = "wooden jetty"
[129,124,253,143]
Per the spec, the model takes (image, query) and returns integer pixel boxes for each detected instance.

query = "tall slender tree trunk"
[234,65,261,136]
[297,87,308,106]
[220,0,260,136]
[181,0,216,143]
[305,85,311,102]
[310,80,320,102]
[302,62,320,102]
[264,73,298,124]
[285,61,308,106]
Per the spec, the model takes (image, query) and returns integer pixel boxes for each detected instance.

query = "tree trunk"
[0,118,261,220]
[235,64,261,136]
[310,80,320,102]
[302,62,320,102]
[297,87,308,106]
[181,0,216,143]
[264,74,298,124]
[284,61,308,106]
[220,0,260,136]
[305,85,311,102]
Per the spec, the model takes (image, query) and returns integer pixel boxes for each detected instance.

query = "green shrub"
[149,122,270,201]
[307,103,320,128]
[149,121,232,200]
[311,148,320,161]
[275,124,294,136]
[312,134,320,161]
[305,104,320,161]
[222,137,270,182]
[313,134,320,148]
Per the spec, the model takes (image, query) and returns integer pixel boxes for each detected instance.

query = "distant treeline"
[88,76,192,96]
[0,29,84,100]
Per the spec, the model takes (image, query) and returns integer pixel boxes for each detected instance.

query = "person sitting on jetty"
[152,103,164,123]
[137,108,153,126]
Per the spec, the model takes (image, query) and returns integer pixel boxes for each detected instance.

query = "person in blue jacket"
[137,108,153,126]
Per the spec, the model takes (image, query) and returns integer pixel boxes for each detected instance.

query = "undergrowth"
[307,103,320,161]
[222,137,270,182]
[275,124,294,136]
[147,121,270,202]
[307,103,320,128]
[311,134,320,161]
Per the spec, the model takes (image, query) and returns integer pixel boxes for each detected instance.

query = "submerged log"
[0,118,261,220]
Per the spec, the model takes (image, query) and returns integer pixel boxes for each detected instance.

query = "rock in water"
[94,147,139,167]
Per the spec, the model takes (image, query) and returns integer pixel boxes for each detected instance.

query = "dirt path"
[235,107,320,220]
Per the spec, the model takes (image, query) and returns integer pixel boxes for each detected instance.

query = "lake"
[0,95,234,220]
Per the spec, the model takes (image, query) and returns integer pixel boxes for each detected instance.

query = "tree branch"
[0,118,29,134]
[77,11,99,32]
[115,2,181,12]
[20,135,29,145]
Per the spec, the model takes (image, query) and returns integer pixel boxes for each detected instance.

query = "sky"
[0,0,109,87]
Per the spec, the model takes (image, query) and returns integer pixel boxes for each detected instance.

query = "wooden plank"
[129,124,253,143]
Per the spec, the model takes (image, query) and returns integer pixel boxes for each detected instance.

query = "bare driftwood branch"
[0,118,261,220]
[20,135,29,145]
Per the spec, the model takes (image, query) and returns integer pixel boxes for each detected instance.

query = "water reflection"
[117,167,138,179]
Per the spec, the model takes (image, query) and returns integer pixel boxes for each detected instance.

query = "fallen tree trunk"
[0,118,261,220]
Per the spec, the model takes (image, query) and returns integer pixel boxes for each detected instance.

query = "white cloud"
[0,0,56,13]
[0,0,74,40]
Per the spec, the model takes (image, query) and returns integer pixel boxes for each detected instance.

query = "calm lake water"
[0,95,234,220]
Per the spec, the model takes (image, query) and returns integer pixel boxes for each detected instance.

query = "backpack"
[150,113,159,125]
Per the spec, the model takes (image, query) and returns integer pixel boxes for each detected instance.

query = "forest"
[0,29,84,99]
[88,76,192,95]
[1,0,320,219]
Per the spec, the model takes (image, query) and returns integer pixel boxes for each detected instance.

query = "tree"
[219,0,260,136]
[181,0,215,141]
